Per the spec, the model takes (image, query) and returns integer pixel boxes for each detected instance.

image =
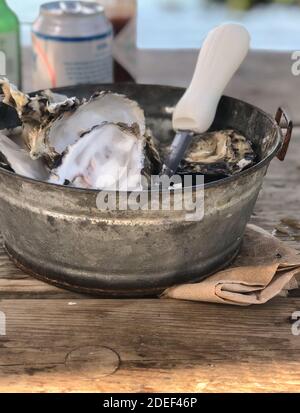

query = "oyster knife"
[165,23,250,176]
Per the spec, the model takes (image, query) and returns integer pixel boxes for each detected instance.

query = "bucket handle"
[275,107,293,162]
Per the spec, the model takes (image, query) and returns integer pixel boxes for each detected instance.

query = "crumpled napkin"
[162,224,300,306]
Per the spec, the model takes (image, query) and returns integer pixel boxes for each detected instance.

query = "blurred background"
[1,0,300,120]
[137,0,300,51]
[6,0,300,50]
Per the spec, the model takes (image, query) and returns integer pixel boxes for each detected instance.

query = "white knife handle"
[173,23,250,133]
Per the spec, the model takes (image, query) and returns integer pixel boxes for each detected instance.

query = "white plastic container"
[32,1,113,90]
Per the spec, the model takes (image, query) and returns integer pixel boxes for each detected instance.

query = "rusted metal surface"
[0,84,287,296]
[275,107,293,162]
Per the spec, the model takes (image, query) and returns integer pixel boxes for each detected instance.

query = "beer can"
[32,1,113,90]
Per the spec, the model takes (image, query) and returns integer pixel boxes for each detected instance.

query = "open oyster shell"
[0,79,162,190]
[0,78,80,124]
[0,78,81,154]
[33,91,146,164]
[49,122,161,191]
[0,80,147,166]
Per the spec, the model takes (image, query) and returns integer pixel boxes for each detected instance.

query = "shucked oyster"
[179,130,256,176]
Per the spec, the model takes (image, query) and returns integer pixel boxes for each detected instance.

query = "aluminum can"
[32,1,113,90]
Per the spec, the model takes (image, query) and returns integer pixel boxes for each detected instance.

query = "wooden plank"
[0,297,299,392]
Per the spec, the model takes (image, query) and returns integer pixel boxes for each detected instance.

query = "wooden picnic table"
[0,51,299,393]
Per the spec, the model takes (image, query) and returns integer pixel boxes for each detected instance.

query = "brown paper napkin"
[162,224,300,306]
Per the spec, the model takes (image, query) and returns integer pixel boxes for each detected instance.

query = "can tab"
[57,1,103,15]
[60,1,82,14]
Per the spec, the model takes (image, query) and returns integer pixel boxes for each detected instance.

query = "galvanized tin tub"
[0,84,293,297]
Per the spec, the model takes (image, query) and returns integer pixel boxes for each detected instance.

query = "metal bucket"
[0,84,293,297]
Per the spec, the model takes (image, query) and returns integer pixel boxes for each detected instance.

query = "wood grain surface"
[0,298,299,393]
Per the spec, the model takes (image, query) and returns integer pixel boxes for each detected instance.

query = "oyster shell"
[49,122,160,191]
[0,126,27,149]
[33,91,146,164]
[1,80,146,166]
[0,78,81,153]
[179,130,255,176]
[0,78,79,125]
[0,79,162,190]
[0,131,49,180]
